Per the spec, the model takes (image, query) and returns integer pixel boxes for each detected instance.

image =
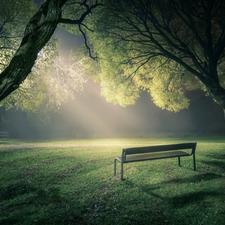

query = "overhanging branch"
[79,24,96,60]
[58,3,102,25]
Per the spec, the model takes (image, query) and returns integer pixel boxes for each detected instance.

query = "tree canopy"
[1,0,225,117]
[82,0,225,114]
[0,0,99,114]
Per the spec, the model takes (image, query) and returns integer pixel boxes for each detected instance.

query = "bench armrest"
[190,143,197,156]
[122,149,126,162]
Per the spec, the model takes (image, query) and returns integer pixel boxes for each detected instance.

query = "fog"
[0,77,224,140]
[0,27,225,140]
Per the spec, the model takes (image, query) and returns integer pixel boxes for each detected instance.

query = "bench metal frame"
[114,143,197,180]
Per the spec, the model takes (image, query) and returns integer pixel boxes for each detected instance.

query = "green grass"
[0,137,225,225]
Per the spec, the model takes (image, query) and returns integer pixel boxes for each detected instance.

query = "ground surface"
[0,138,225,225]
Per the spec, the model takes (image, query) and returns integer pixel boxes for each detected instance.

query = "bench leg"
[121,162,124,181]
[193,154,196,171]
[178,157,181,167]
[114,159,124,180]
[114,159,117,176]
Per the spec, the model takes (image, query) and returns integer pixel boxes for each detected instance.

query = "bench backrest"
[122,143,196,160]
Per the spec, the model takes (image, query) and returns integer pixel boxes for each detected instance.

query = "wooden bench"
[114,143,197,180]
[0,131,9,140]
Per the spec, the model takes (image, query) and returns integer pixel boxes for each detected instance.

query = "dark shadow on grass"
[139,172,223,208]
[205,149,225,159]
[0,183,82,225]
[205,154,225,159]
[139,173,222,193]
[199,160,225,170]
[0,183,36,201]
[169,190,221,208]
[149,190,221,208]
[121,171,224,199]
[0,182,63,203]
[161,172,223,184]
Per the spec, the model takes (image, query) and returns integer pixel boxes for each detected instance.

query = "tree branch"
[0,0,67,101]
[58,3,102,24]
[79,24,95,59]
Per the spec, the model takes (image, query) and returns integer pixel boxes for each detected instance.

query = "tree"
[0,0,36,71]
[0,0,101,102]
[0,0,90,114]
[2,0,225,117]
[83,0,225,115]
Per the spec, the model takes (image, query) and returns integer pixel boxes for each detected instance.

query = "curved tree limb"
[0,0,67,101]
[0,0,100,102]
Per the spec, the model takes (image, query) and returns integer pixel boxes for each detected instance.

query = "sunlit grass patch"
[0,137,225,224]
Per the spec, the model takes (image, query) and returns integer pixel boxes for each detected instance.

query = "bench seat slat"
[125,151,189,162]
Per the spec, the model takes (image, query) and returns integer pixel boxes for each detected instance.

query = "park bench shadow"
[138,172,223,208]
[199,159,225,170]
[140,172,223,191]
[161,172,222,184]
[205,153,225,159]
[139,172,222,192]
[150,190,221,208]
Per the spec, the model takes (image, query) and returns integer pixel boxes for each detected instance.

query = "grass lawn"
[0,137,225,225]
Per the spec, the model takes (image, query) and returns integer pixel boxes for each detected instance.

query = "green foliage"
[0,39,57,112]
[0,0,87,117]
[80,29,195,111]
[77,2,189,111]
[80,0,225,112]
[0,137,225,224]
[0,0,36,71]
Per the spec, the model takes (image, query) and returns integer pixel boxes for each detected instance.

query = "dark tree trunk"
[208,86,225,109]
[0,0,67,101]
[198,70,225,118]
[206,83,225,118]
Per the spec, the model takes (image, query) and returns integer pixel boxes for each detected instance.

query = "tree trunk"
[205,80,225,118]
[0,0,67,101]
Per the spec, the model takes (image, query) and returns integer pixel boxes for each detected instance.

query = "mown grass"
[0,137,225,225]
